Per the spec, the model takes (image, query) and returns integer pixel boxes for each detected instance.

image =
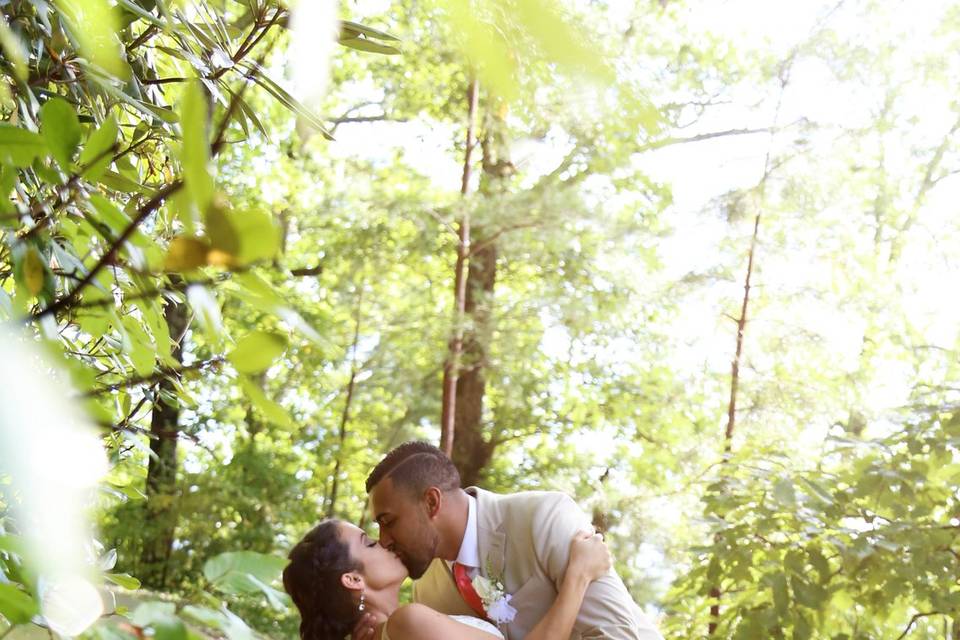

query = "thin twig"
[81,357,224,397]
[895,612,941,640]
[29,180,183,321]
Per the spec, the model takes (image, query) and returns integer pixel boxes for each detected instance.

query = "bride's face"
[338,522,408,590]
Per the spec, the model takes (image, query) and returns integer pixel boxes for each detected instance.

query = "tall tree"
[139,295,189,588]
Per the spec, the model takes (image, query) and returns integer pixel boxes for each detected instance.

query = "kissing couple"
[282,442,665,639]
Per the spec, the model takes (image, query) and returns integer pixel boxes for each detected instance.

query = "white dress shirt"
[450,492,480,579]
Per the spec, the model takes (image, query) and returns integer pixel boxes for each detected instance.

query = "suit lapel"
[468,486,506,578]
[482,527,506,578]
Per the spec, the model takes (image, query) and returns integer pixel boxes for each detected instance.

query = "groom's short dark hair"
[366,441,460,495]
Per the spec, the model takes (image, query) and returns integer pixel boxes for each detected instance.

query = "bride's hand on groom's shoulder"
[350,612,385,640]
[567,530,612,583]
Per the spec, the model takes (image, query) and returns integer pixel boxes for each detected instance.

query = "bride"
[282,519,612,640]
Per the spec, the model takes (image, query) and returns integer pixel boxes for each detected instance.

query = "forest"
[1,0,959,638]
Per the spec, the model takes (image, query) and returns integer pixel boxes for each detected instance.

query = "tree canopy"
[1,1,959,639]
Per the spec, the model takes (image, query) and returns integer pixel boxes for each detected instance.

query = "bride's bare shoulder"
[386,604,499,640]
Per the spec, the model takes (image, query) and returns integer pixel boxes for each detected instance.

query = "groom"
[352,441,664,640]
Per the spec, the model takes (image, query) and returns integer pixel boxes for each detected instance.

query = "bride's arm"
[522,531,611,640]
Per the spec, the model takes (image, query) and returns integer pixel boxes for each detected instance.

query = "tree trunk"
[709,210,761,636]
[440,75,479,457]
[327,289,363,518]
[139,294,188,589]
[449,103,512,486]
[451,236,497,487]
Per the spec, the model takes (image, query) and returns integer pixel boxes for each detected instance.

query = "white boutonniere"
[471,574,517,625]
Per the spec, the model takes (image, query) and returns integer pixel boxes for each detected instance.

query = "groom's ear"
[423,486,442,519]
[340,571,364,592]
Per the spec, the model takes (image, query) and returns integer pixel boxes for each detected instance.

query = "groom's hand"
[351,613,377,640]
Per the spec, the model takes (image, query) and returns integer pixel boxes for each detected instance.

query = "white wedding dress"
[380,614,504,639]
[450,615,504,638]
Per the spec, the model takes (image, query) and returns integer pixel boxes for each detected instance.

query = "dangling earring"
[358,590,366,612]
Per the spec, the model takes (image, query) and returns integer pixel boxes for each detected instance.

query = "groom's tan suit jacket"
[412,487,664,640]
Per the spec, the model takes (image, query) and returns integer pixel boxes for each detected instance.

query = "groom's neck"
[436,488,470,561]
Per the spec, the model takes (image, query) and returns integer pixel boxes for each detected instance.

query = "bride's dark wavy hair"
[282,519,363,640]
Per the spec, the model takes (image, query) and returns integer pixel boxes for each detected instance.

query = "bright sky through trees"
[3,0,960,637]
[330,0,960,444]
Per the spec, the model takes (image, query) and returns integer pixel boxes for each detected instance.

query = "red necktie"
[452,562,488,620]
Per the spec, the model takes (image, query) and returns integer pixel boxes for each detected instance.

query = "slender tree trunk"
[230,371,270,547]
[441,75,479,457]
[724,212,760,451]
[139,293,188,589]
[327,288,363,518]
[451,236,497,486]
[448,102,512,485]
[708,210,761,636]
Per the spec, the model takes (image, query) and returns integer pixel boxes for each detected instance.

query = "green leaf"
[230,209,280,263]
[93,77,177,124]
[784,549,805,576]
[209,571,261,596]
[0,535,30,559]
[135,298,175,367]
[89,194,131,234]
[0,583,38,624]
[339,20,401,42]
[0,287,11,320]
[40,97,82,169]
[773,477,796,506]
[338,37,401,55]
[78,116,118,180]
[185,285,224,348]
[180,606,252,640]
[203,551,287,585]
[22,246,45,296]
[238,375,294,429]
[230,272,285,312]
[121,314,157,377]
[131,602,186,640]
[211,607,253,640]
[131,602,175,625]
[0,164,17,216]
[55,0,130,79]
[807,546,831,584]
[232,91,269,140]
[513,0,611,81]
[118,484,147,501]
[205,205,240,256]
[444,1,517,102]
[790,575,827,610]
[0,125,47,167]
[114,0,166,26]
[240,62,333,140]
[181,80,214,216]
[800,477,834,506]
[0,17,28,81]
[207,572,289,610]
[179,605,225,630]
[227,331,287,374]
[164,237,210,272]
[793,610,813,640]
[105,573,141,590]
[99,170,149,194]
[771,572,789,617]
[246,574,291,610]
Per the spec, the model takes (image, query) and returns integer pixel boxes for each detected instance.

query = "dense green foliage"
[1,1,959,639]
